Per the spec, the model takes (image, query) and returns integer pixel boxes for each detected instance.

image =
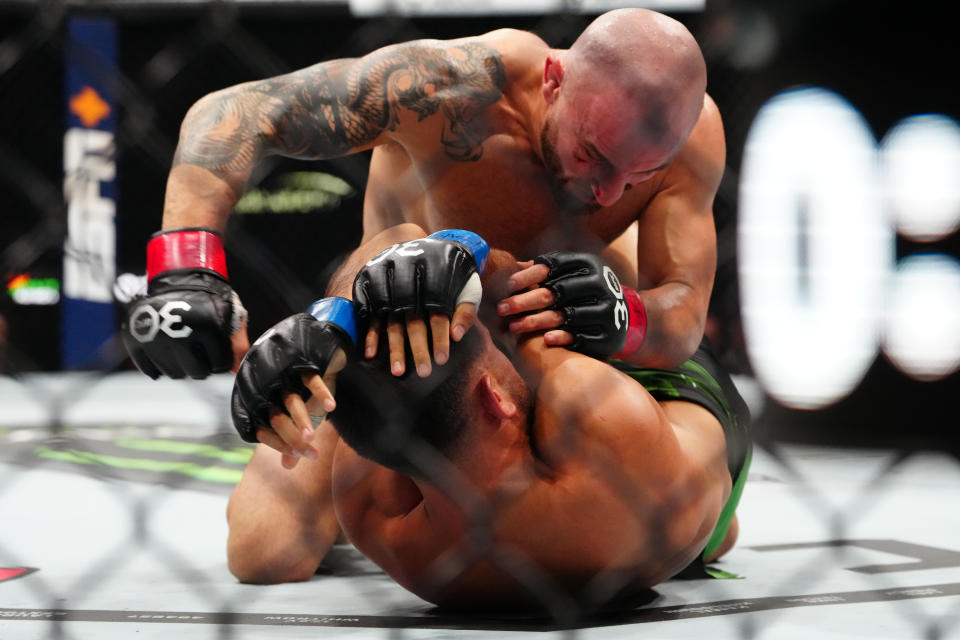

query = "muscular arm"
[162,39,506,231]
[506,343,732,586]
[226,223,431,583]
[628,95,725,368]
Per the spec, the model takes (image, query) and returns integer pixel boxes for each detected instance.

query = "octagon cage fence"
[1,1,959,639]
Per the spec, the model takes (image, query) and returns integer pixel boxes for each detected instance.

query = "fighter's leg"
[226,419,342,584]
[704,514,738,562]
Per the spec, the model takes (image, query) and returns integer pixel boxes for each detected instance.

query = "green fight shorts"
[609,339,752,578]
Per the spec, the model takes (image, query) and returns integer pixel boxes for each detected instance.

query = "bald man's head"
[537,9,708,208]
[564,9,706,149]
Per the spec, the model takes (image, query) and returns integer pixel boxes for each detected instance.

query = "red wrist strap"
[614,286,647,358]
[147,228,228,281]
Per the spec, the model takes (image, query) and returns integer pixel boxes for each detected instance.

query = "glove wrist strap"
[147,228,228,281]
[427,229,489,274]
[307,297,359,346]
[613,286,647,359]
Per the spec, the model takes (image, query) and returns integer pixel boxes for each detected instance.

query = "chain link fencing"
[1,1,959,637]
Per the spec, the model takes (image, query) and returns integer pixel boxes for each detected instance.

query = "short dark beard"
[539,119,602,216]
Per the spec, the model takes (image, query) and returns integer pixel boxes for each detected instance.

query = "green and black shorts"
[609,340,752,576]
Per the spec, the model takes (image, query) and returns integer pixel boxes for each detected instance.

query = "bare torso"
[362,29,658,263]
[330,322,729,608]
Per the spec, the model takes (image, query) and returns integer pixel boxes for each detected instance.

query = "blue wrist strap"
[306,297,359,346]
[428,229,489,274]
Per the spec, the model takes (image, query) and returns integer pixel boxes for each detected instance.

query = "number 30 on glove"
[122,228,246,379]
[534,251,647,359]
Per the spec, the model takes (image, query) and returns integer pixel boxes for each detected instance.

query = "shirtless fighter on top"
[227,224,750,610]
[124,8,724,399]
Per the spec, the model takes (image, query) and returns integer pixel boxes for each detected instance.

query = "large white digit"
[882,115,960,242]
[880,115,960,379]
[738,88,893,408]
[159,301,193,339]
[883,255,960,380]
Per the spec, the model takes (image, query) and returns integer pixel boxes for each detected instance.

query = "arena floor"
[1,372,958,639]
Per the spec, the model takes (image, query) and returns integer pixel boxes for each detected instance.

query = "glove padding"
[122,271,243,379]
[231,313,353,443]
[352,236,481,322]
[534,251,629,358]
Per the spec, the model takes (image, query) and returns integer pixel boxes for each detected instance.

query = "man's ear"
[478,373,518,420]
[542,54,564,104]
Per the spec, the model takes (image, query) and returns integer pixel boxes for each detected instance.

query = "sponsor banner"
[62,17,118,368]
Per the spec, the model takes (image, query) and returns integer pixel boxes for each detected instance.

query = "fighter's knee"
[704,514,739,563]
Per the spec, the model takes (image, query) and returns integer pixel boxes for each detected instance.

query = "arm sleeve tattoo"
[174,40,507,179]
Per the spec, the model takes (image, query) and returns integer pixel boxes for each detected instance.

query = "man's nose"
[591,173,627,206]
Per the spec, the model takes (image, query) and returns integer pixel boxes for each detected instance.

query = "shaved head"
[537,9,709,208]
[564,9,707,151]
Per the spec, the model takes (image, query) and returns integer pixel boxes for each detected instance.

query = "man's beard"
[539,120,602,216]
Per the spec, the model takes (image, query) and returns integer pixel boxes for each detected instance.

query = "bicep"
[233,38,505,161]
[635,187,717,301]
[635,95,725,292]
[631,106,724,346]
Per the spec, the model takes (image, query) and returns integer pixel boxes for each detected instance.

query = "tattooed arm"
[161,39,506,231]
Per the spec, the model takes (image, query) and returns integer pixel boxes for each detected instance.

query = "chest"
[366,136,649,258]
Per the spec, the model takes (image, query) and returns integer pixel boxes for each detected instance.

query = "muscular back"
[330,334,731,609]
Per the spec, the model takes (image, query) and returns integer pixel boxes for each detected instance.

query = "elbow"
[180,90,226,137]
[649,301,706,368]
[225,496,324,585]
[642,327,703,371]
[227,532,318,585]
[179,86,265,150]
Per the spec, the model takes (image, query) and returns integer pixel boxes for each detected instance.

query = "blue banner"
[62,17,118,369]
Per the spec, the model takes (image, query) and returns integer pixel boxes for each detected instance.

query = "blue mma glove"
[230,297,358,443]
[352,229,489,322]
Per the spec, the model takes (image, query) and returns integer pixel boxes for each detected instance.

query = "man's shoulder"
[472,28,551,67]
[533,345,645,423]
[662,92,725,195]
[475,28,549,49]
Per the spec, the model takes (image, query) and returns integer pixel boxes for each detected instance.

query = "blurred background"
[1,0,957,451]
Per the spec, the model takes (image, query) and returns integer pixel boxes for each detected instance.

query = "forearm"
[623,282,707,369]
[161,87,274,230]
[161,164,240,232]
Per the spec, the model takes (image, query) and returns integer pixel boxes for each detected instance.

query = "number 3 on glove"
[122,228,247,379]
[534,251,647,359]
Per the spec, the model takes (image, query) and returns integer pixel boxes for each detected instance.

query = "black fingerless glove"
[230,298,358,443]
[352,229,489,322]
[535,251,647,359]
[121,228,246,379]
